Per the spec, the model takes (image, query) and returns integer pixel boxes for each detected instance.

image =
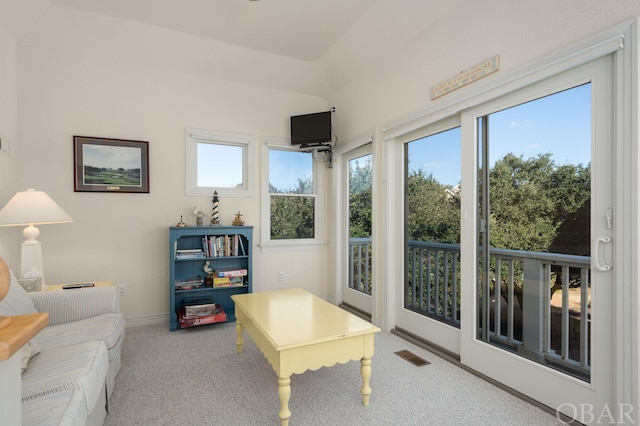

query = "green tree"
[489,153,590,254]
[270,176,314,239]
[349,156,372,238]
[407,170,460,244]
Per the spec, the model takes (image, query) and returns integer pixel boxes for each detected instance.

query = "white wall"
[0,21,19,266]
[13,7,329,323]
[328,0,640,140]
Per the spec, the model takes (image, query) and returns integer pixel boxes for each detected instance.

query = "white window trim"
[259,137,327,253]
[185,128,255,197]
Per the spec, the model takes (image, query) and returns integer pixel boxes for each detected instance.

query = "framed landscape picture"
[74,136,149,193]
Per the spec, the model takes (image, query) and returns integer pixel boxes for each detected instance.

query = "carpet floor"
[104,322,557,425]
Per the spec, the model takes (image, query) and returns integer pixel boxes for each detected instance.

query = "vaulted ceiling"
[0,0,464,94]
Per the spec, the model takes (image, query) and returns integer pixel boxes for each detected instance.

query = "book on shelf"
[215,268,248,278]
[238,236,246,256]
[176,277,204,285]
[213,276,244,287]
[175,283,202,290]
[175,275,204,290]
[175,248,205,259]
[178,304,227,328]
[197,234,247,257]
[184,302,217,318]
[232,234,238,256]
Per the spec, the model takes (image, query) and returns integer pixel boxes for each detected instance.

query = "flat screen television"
[290,111,332,145]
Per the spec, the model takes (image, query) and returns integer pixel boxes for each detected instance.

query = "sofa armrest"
[28,286,120,326]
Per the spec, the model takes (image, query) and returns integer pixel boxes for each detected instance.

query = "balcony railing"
[349,237,591,381]
[348,238,372,294]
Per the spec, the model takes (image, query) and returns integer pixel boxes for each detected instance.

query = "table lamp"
[0,189,73,285]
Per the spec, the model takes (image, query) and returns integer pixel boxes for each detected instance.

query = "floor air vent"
[394,350,431,367]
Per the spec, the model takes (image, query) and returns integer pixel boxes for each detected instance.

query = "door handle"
[592,236,612,271]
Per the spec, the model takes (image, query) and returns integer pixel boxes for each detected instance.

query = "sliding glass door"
[461,55,614,422]
[396,118,462,354]
[342,145,373,314]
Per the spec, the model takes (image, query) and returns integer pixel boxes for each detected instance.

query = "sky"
[197,143,313,191]
[197,143,243,188]
[269,149,312,192]
[83,144,142,170]
[408,83,591,186]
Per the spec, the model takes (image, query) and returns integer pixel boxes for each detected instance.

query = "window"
[186,128,254,197]
[404,126,462,327]
[270,149,314,239]
[260,138,327,250]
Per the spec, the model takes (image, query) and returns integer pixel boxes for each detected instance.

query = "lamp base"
[21,238,45,286]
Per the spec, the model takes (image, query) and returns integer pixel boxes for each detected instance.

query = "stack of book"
[178,304,227,328]
[213,268,247,287]
[175,275,204,290]
[184,302,217,318]
[175,248,205,259]
[202,234,246,257]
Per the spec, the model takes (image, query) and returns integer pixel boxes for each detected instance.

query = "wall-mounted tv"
[290,111,332,145]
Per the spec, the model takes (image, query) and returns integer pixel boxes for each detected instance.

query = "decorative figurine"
[211,191,220,225]
[203,261,214,287]
[176,215,187,227]
[193,206,204,227]
[232,211,245,226]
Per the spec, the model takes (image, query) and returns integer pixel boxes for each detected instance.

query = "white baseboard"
[123,313,168,328]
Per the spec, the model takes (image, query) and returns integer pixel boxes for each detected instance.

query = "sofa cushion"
[0,270,38,315]
[22,340,109,412]
[34,312,125,362]
[29,286,120,326]
[22,388,87,426]
[20,339,41,373]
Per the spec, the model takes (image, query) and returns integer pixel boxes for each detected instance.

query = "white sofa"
[0,271,125,426]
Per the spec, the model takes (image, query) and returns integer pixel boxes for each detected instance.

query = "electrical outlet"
[118,283,127,296]
[278,272,285,281]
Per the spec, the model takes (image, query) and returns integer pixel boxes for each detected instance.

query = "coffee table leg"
[360,357,372,406]
[278,376,291,426]
[235,320,244,354]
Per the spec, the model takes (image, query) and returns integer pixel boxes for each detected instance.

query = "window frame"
[260,137,327,252]
[185,128,255,197]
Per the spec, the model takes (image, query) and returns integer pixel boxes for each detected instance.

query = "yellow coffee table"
[231,288,381,426]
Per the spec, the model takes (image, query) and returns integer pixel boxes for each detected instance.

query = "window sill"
[258,239,328,253]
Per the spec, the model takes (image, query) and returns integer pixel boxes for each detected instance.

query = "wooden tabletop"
[0,313,49,361]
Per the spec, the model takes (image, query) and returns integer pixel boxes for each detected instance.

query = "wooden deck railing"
[349,238,591,380]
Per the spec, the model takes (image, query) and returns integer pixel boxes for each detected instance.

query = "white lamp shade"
[0,189,73,226]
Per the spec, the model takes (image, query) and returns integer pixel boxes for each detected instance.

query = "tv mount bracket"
[300,143,333,168]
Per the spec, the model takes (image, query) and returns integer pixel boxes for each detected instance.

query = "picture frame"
[74,136,149,193]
